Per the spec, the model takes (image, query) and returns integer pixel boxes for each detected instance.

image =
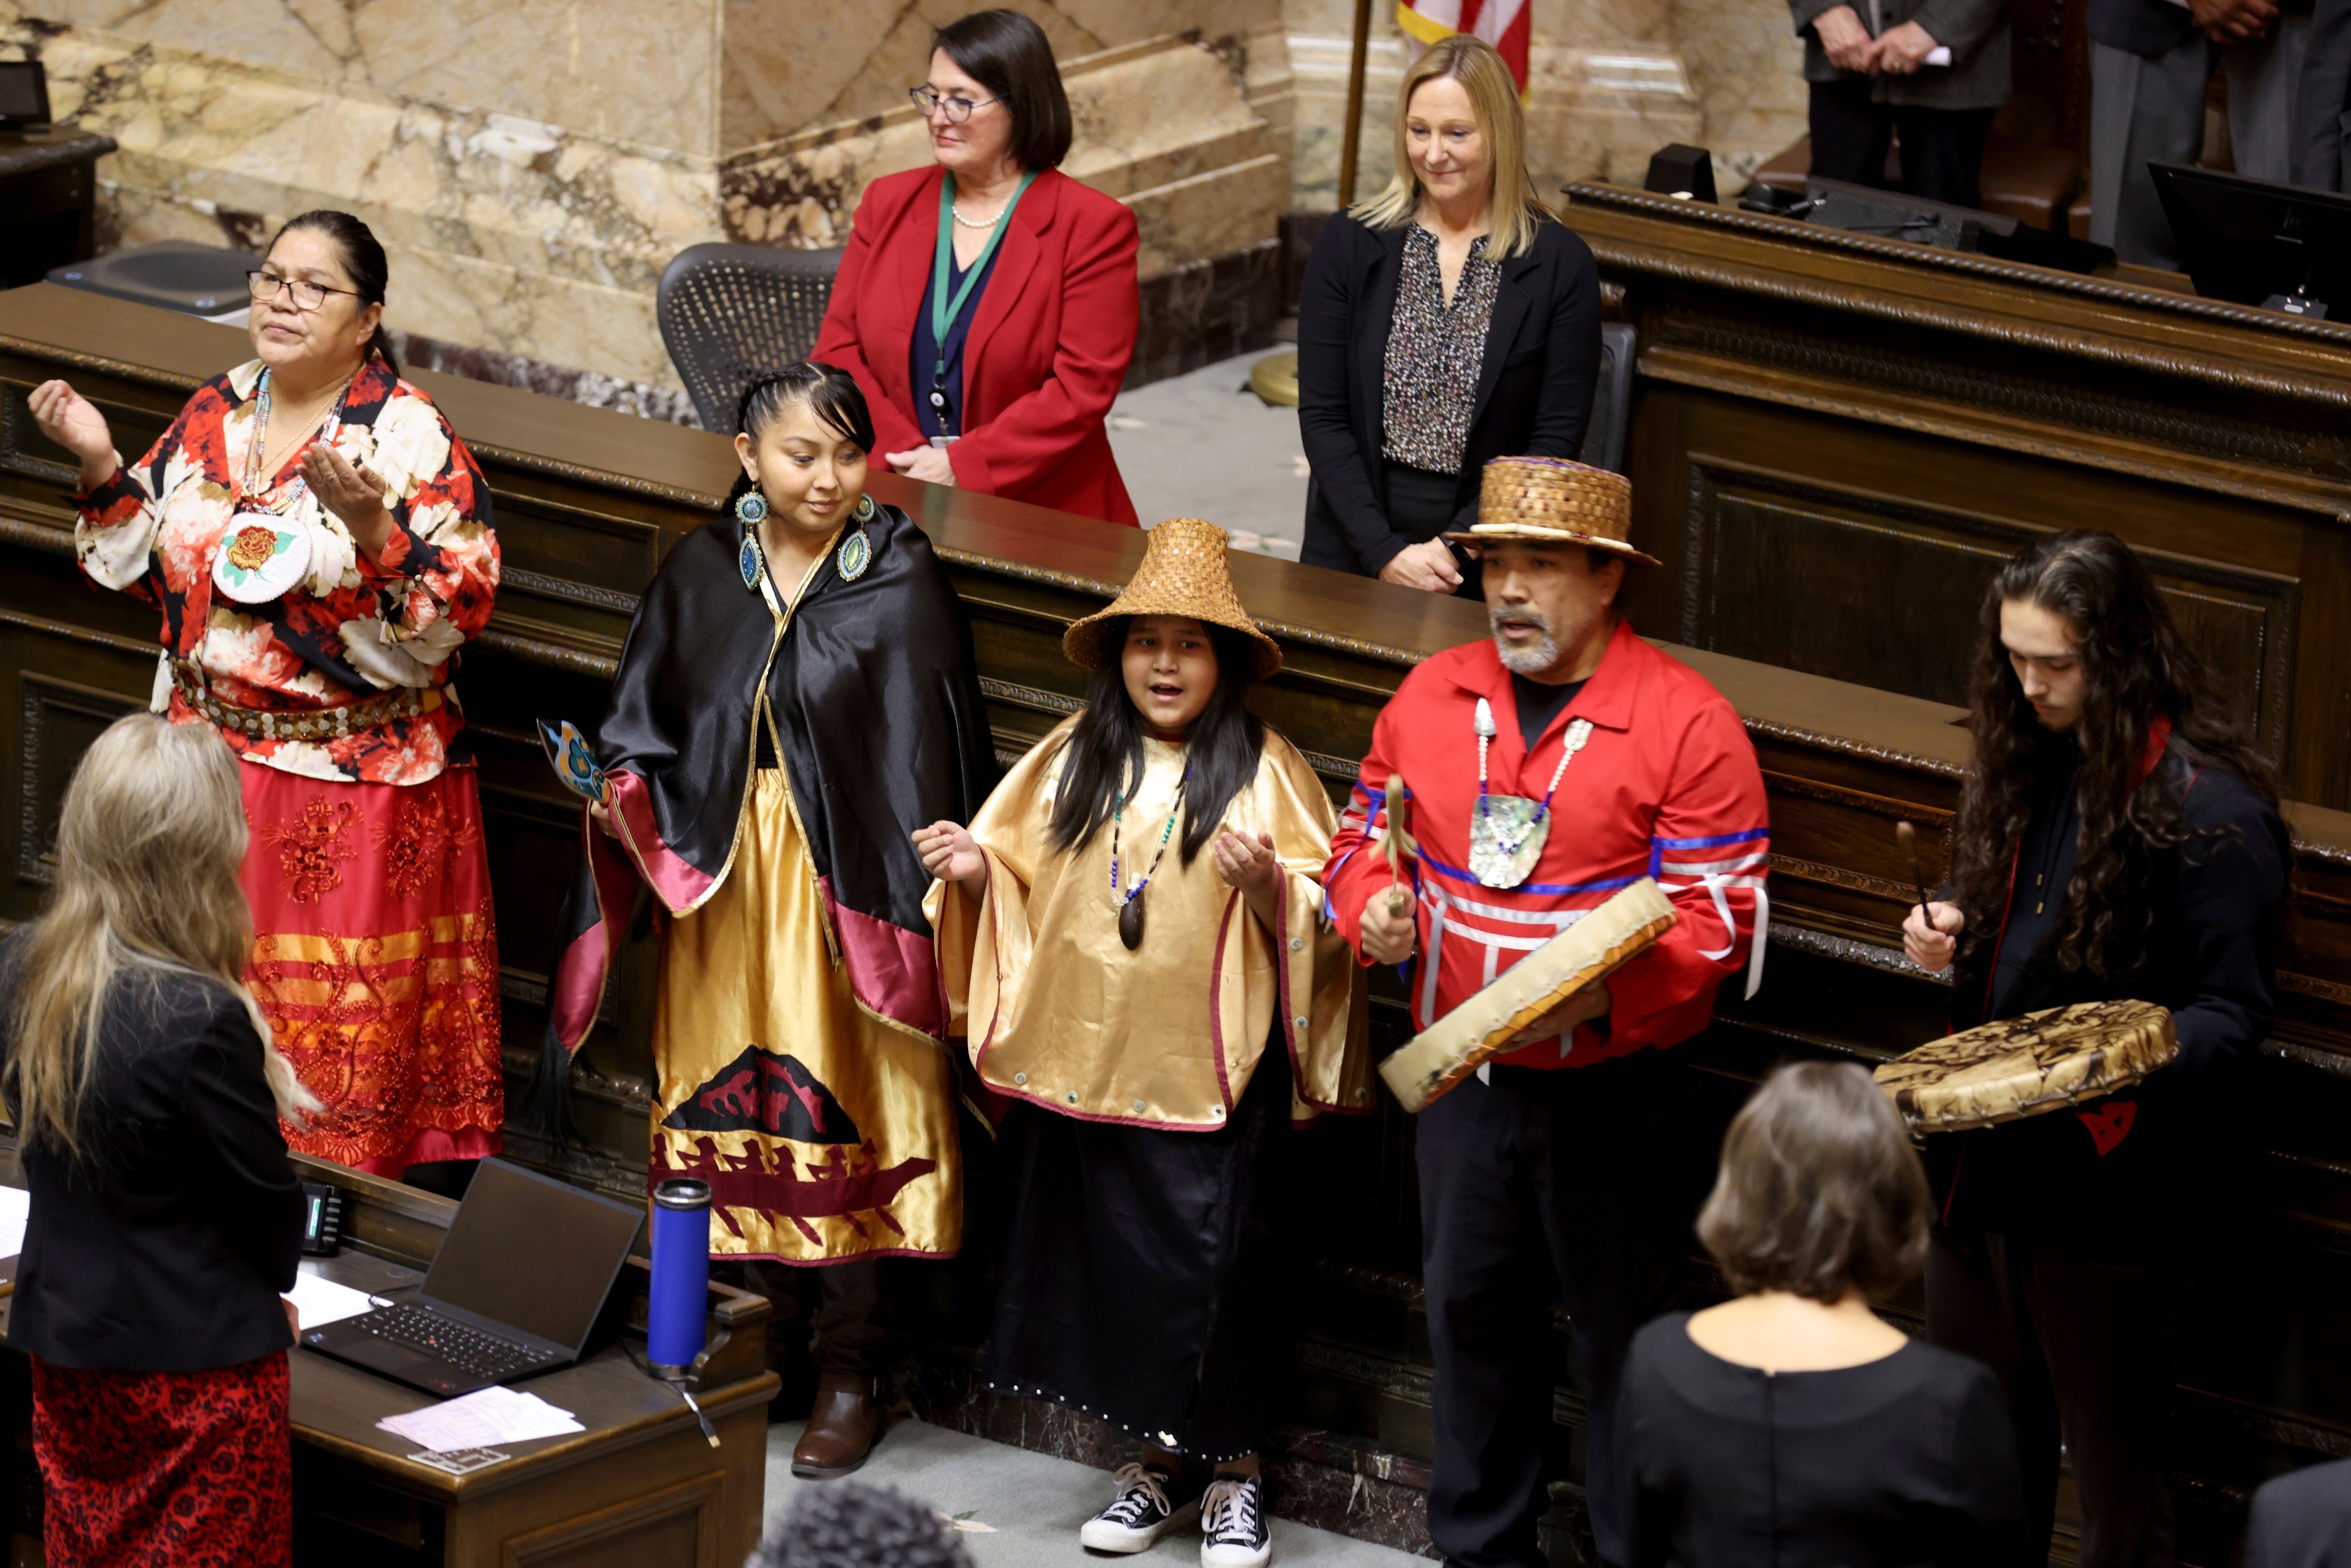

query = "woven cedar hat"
[1444,456,1660,566]
[1061,519,1284,681]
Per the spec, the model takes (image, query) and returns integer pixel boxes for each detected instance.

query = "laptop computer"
[302,1158,646,1398]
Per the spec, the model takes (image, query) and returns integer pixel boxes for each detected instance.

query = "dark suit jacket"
[812,164,1142,527]
[2090,0,2204,59]
[1791,0,2012,107]
[1297,209,1602,578]
[2293,0,2351,190]
[6,962,306,1371]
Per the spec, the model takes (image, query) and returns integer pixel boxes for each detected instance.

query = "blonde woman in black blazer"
[1297,34,1602,596]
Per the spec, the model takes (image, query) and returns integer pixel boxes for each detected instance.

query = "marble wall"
[1,0,1807,414]
[2,0,1294,413]
[1281,0,1807,209]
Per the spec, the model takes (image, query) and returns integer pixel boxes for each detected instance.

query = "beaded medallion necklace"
[1469,696,1594,889]
[1108,761,1190,951]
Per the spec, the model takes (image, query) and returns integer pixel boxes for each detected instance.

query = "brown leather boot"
[791,1372,880,1479]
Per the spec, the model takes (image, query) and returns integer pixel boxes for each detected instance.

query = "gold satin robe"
[926,720,1368,1126]
[651,768,962,1262]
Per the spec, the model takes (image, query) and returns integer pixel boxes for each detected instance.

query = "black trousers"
[1384,462,1483,600]
[1417,1052,1693,1568]
[1925,1231,2177,1568]
[1809,76,1998,209]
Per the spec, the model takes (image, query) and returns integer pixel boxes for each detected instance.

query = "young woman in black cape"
[548,364,996,1479]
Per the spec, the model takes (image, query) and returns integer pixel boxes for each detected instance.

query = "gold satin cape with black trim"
[926,719,1370,1127]
[653,769,961,1262]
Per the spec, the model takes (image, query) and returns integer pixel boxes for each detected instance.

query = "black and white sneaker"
[1200,1474,1271,1567]
[1079,1461,1201,1553]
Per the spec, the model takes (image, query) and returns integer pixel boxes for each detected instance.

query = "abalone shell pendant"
[1118,890,1146,950]
[1468,795,1551,890]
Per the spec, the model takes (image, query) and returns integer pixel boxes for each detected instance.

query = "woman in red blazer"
[812,9,1142,527]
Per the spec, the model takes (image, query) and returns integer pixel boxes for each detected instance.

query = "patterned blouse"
[75,354,498,787]
[1381,225,1502,475]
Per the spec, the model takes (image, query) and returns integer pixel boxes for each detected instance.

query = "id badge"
[211,511,313,604]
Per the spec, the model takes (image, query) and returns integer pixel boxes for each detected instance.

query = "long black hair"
[269,210,398,373]
[724,361,877,511]
[1046,620,1266,865]
[1951,530,2277,981]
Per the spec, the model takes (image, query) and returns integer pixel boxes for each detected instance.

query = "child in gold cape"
[917,519,1368,1568]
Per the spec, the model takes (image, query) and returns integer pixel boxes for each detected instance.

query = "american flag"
[1395,0,1532,96]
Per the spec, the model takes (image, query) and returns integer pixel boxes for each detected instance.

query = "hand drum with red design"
[1872,999,2177,1135]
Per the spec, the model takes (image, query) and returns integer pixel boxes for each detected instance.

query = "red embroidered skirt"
[239,759,503,1175]
[31,1352,293,1568]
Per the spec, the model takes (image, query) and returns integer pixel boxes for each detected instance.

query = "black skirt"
[1385,463,1482,600]
[983,1048,1289,1461]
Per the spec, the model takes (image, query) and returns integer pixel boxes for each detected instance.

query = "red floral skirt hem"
[31,1352,292,1568]
[343,1125,504,1179]
[235,757,504,1176]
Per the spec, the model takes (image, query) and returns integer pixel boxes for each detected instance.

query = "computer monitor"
[0,61,50,129]
[420,1158,645,1355]
[2151,162,2351,316]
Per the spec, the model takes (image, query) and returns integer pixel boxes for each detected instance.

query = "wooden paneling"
[1574,181,2351,811]
[6,283,2351,1563]
[1673,454,2298,753]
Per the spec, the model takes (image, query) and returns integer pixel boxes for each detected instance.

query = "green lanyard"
[928,170,1036,431]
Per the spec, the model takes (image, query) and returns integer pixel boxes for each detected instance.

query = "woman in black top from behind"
[1621,1061,2027,1568]
[2,713,315,1568]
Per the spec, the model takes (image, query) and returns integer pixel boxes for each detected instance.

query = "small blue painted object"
[536,718,608,803]
[648,1179,713,1375]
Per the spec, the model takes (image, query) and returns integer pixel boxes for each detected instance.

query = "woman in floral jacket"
[29,209,503,1179]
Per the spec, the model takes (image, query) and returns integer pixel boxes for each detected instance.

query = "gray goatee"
[1490,606,1559,675]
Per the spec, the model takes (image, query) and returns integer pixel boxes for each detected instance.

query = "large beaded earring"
[736,487,768,590]
[852,493,877,523]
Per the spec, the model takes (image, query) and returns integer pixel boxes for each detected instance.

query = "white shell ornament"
[211,511,313,604]
[837,528,872,582]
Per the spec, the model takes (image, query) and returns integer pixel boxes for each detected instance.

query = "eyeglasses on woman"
[245,271,362,312]
[907,86,998,122]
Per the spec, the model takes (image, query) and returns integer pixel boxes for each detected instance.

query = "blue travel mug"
[648,1178,712,1377]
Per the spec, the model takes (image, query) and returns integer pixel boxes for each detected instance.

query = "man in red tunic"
[1323,458,1771,1568]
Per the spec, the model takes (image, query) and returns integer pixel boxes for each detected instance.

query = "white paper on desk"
[377,1387,583,1453]
[287,1267,377,1330]
[0,1185,31,1258]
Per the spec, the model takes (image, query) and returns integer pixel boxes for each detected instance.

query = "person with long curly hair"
[1900,530,2289,1568]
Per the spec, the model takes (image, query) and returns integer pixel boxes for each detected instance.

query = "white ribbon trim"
[1657,871,1768,999]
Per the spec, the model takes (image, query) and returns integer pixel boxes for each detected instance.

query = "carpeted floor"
[762,1417,1427,1566]
[1108,352,1309,556]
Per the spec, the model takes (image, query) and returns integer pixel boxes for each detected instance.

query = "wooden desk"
[0,1153,778,1567]
[2,284,2347,1561]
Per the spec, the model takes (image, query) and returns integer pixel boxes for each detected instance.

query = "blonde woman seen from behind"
[1618,1062,2030,1567]
[1297,33,1603,596]
[2,715,313,1568]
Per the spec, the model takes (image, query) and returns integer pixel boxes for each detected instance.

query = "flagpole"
[1251,0,1376,411]
[1338,0,1373,208]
